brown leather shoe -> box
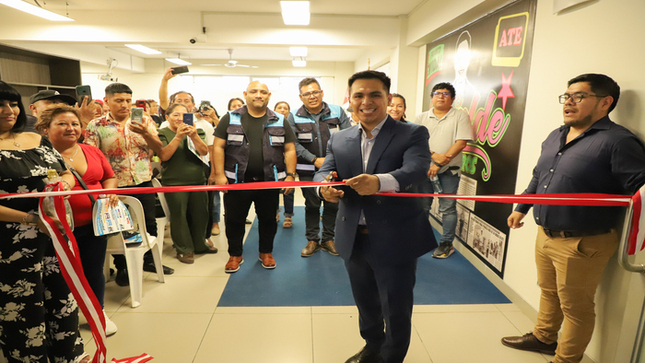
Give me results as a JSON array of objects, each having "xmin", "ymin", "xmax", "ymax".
[
  {"xmin": 177, "ymin": 252, "xmax": 195, "ymax": 264},
  {"xmin": 301, "ymin": 241, "xmax": 321, "ymax": 257},
  {"xmin": 501, "ymin": 332, "xmax": 557, "ymax": 355},
  {"xmin": 259, "ymin": 253, "xmax": 276, "ymax": 269},
  {"xmin": 225, "ymin": 256, "xmax": 244, "ymax": 273},
  {"xmin": 321, "ymin": 240, "xmax": 339, "ymax": 256}
]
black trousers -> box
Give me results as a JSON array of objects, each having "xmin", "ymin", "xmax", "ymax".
[
  {"xmin": 300, "ymin": 174, "xmax": 338, "ymax": 243},
  {"xmin": 74, "ymin": 223, "xmax": 107, "ymax": 307},
  {"xmin": 345, "ymin": 232, "xmax": 418, "ymax": 363},
  {"xmin": 223, "ymin": 189, "xmax": 279, "ymax": 257},
  {"xmin": 114, "ymin": 180, "xmax": 158, "ymax": 270}
]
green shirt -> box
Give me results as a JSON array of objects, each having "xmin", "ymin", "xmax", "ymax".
[{"xmin": 157, "ymin": 127, "xmax": 208, "ymax": 186}]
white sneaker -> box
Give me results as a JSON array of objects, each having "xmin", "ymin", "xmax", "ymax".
[{"xmin": 103, "ymin": 310, "xmax": 118, "ymax": 336}]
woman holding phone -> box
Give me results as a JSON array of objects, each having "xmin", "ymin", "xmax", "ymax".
[{"xmin": 157, "ymin": 103, "xmax": 214, "ymax": 264}]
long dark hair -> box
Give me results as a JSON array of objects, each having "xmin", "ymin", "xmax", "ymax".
[{"xmin": 0, "ymin": 81, "xmax": 27, "ymax": 132}]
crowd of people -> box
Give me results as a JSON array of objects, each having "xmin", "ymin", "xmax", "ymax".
[{"xmin": 1, "ymin": 68, "xmax": 641, "ymax": 363}]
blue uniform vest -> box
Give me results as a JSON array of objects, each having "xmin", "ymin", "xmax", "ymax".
[
  {"xmin": 292, "ymin": 103, "xmax": 343, "ymax": 175},
  {"xmin": 224, "ymin": 107, "xmax": 287, "ymax": 183}
]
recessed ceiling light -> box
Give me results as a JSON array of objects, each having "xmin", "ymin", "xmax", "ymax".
[
  {"xmin": 125, "ymin": 44, "xmax": 162, "ymax": 55},
  {"xmin": 289, "ymin": 47, "xmax": 308, "ymax": 57},
  {"xmin": 280, "ymin": 1, "xmax": 310, "ymax": 25},
  {"xmin": 165, "ymin": 58, "xmax": 191, "ymax": 66},
  {"xmin": 0, "ymin": 0, "xmax": 73, "ymax": 21}
]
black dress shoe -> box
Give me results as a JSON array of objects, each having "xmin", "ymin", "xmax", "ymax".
[
  {"xmin": 143, "ymin": 262, "xmax": 175, "ymax": 275},
  {"xmin": 501, "ymin": 332, "xmax": 557, "ymax": 355},
  {"xmin": 115, "ymin": 268, "xmax": 129, "ymax": 287},
  {"xmin": 344, "ymin": 346, "xmax": 382, "ymax": 363}
]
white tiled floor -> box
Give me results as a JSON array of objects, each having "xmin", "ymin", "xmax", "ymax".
[
  {"xmin": 0, "ymin": 192, "xmax": 557, "ymax": 363},
  {"xmin": 74, "ymin": 194, "xmax": 557, "ymax": 363}
]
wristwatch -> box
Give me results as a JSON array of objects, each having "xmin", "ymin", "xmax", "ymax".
[
  {"xmin": 286, "ymin": 173, "xmax": 298, "ymax": 178},
  {"xmin": 311, "ymin": 156, "xmax": 318, "ymax": 163}
]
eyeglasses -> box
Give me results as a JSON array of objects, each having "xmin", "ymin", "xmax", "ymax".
[
  {"xmin": 558, "ymin": 92, "xmax": 606, "ymax": 104},
  {"xmin": 301, "ymin": 90, "xmax": 322, "ymax": 98},
  {"xmin": 432, "ymin": 91, "xmax": 451, "ymax": 98}
]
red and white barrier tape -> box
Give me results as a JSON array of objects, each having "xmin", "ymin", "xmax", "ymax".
[{"xmin": 38, "ymin": 182, "xmax": 108, "ymax": 363}]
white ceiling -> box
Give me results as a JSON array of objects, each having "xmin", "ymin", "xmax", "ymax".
[{"xmin": 0, "ymin": 0, "xmax": 430, "ymax": 65}]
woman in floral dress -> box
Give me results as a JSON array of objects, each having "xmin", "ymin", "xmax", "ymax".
[{"xmin": 0, "ymin": 81, "xmax": 88, "ymax": 363}]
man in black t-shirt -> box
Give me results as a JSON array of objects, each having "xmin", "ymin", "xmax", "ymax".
[{"xmin": 210, "ymin": 81, "xmax": 297, "ymax": 273}]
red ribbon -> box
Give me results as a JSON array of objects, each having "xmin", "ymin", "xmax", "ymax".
[
  {"xmin": 18, "ymin": 179, "xmax": 640, "ymax": 363},
  {"xmin": 38, "ymin": 182, "xmax": 107, "ymax": 363},
  {"xmin": 0, "ymin": 181, "xmax": 633, "ymax": 207}
]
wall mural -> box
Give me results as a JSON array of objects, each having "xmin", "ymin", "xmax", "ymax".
[{"xmin": 423, "ymin": 0, "xmax": 537, "ymax": 276}]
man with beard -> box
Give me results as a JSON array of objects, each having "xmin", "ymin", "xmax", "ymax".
[{"xmin": 502, "ymin": 74, "xmax": 645, "ymax": 363}]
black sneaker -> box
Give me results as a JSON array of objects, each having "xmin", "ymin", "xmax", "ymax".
[
  {"xmin": 115, "ymin": 268, "xmax": 129, "ymax": 286},
  {"xmin": 432, "ymin": 242, "xmax": 454, "ymax": 259},
  {"xmin": 143, "ymin": 262, "xmax": 175, "ymax": 275}
]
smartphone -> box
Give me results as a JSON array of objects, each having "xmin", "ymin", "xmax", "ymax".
[
  {"xmin": 171, "ymin": 66, "xmax": 189, "ymax": 75},
  {"xmin": 182, "ymin": 112, "xmax": 194, "ymax": 126},
  {"xmin": 135, "ymin": 100, "xmax": 147, "ymax": 112},
  {"xmin": 131, "ymin": 107, "xmax": 144, "ymax": 123},
  {"xmin": 199, "ymin": 100, "xmax": 212, "ymax": 112},
  {"xmin": 75, "ymin": 85, "xmax": 92, "ymax": 104}
]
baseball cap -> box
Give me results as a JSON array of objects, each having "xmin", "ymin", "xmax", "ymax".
[{"xmin": 29, "ymin": 90, "xmax": 77, "ymax": 106}]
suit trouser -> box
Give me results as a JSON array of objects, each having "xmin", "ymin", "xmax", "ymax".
[
  {"xmin": 345, "ymin": 232, "xmax": 417, "ymax": 363},
  {"xmin": 300, "ymin": 174, "xmax": 338, "ymax": 243},
  {"xmin": 165, "ymin": 190, "xmax": 209, "ymax": 254},
  {"xmin": 224, "ymin": 189, "xmax": 279, "ymax": 257},
  {"xmin": 533, "ymin": 227, "xmax": 618, "ymax": 363}
]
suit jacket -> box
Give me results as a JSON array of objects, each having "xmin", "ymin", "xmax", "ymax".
[{"xmin": 314, "ymin": 116, "xmax": 436, "ymax": 266}]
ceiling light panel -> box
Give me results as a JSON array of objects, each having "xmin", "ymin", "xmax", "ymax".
[
  {"xmin": 281, "ymin": 1, "xmax": 310, "ymax": 25},
  {"xmin": 165, "ymin": 58, "xmax": 191, "ymax": 66},
  {"xmin": 125, "ymin": 44, "xmax": 162, "ymax": 55}
]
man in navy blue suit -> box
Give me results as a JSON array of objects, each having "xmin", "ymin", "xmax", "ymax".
[{"xmin": 315, "ymin": 70, "xmax": 436, "ymax": 363}]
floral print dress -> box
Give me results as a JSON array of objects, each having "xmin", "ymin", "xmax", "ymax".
[{"xmin": 0, "ymin": 137, "xmax": 84, "ymax": 363}]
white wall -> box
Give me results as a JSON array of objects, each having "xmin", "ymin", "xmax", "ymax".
[
  {"xmin": 412, "ymin": 0, "xmax": 645, "ymax": 362},
  {"xmin": 508, "ymin": 1, "xmax": 645, "ymax": 361}
]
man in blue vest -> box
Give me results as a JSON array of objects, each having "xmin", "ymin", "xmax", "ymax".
[
  {"xmin": 289, "ymin": 77, "xmax": 352, "ymax": 257},
  {"xmin": 211, "ymin": 81, "xmax": 297, "ymax": 273}
]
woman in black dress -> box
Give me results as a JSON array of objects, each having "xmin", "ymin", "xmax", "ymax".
[{"xmin": 0, "ymin": 81, "xmax": 88, "ymax": 363}]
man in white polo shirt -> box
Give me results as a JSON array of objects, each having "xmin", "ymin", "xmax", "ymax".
[{"xmin": 415, "ymin": 82, "xmax": 473, "ymax": 259}]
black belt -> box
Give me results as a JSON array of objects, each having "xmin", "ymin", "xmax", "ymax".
[
  {"xmin": 542, "ymin": 227, "xmax": 612, "ymax": 238},
  {"xmin": 357, "ymin": 225, "xmax": 369, "ymax": 234}
]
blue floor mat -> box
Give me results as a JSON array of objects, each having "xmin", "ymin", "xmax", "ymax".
[{"xmin": 218, "ymin": 207, "xmax": 509, "ymax": 307}]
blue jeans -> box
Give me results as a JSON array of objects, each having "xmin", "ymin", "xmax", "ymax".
[
  {"xmin": 280, "ymin": 190, "xmax": 294, "ymax": 217},
  {"xmin": 419, "ymin": 170, "xmax": 460, "ymax": 244},
  {"xmin": 213, "ymin": 192, "xmax": 221, "ymax": 223}
]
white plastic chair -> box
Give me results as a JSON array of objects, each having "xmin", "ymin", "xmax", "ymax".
[
  {"xmin": 105, "ymin": 195, "xmax": 165, "ymax": 308},
  {"xmin": 151, "ymin": 178, "xmax": 171, "ymax": 247}
]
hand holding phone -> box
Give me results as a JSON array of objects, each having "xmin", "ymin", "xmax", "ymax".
[
  {"xmin": 182, "ymin": 112, "xmax": 194, "ymax": 126},
  {"xmin": 75, "ymin": 85, "xmax": 92, "ymax": 104},
  {"xmin": 135, "ymin": 100, "xmax": 147, "ymax": 112},
  {"xmin": 171, "ymin": 66, "xmax": 189, "ymax": 75},
  {"xmin": 131, "ymin": 107, "xmax": 144, "ymax": 123},
  {"xmin": 199, "ymin": 101, "xmax": 212, "ymax": 113}
]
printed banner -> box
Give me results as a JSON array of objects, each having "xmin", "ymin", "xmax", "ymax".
[{"xmin": 422, "ymin": 0, "xmax": 537, "ymax": 276}]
